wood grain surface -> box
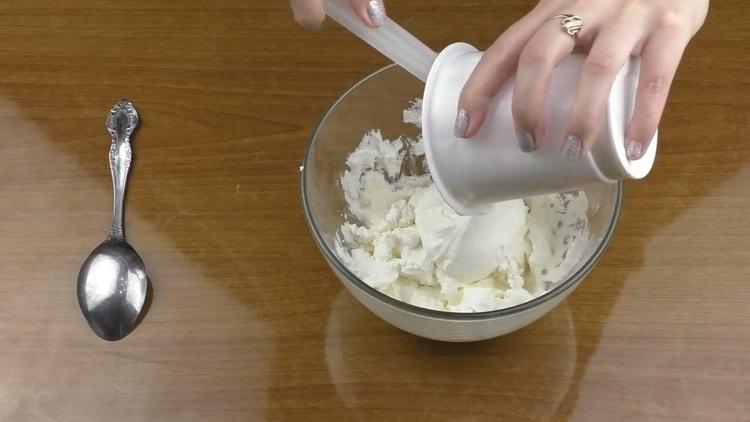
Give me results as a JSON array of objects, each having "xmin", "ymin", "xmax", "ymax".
[{"xmin": 0, "ymin": 1, "xmax": 747, "ymax": 421}]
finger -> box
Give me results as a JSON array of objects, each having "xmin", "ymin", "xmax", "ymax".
[
  {"xmin": 349, "ymin": 0, "xmax": 386, "ymax": 28},
  {"xmin": 455, "ymin": 6, "xmax": 552, "ymax": 139},
  {"xmin": 290, "ymin": 0, "xmax": 325, "ymax": 30},
  {"xmin": 511, "ymin": 21, "xmax": 576, "ymax": 152},
  {"xmin": 624, "ymin": 25, "xmax": 690, "ymax": 160},
  {"xmin": 563, "ymin": 15, "xmax": 647, "ymax": 161}
]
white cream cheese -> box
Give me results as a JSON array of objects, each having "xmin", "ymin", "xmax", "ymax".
[{"xmin": 335, "ymin": 118, "xmax": 589, "ymax": 312}]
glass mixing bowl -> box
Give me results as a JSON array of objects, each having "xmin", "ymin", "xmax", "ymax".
[{"xmin": 301, "ymin": 65, "xmax": 622, "ymax": 342}]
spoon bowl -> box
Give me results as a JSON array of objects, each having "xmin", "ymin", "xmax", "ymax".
[{"xmin": 78, "ymin": 239, "xmax": 147, "ymax": 341}]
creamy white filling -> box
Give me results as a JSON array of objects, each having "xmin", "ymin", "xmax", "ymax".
[{"xmin": 335, "ymin": 118, "xmax": 589, "ymax": 313}]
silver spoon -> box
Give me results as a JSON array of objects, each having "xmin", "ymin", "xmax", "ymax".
[{"xmin": 77, "ymin": 99, "xmax": 148, "ymax": 341}]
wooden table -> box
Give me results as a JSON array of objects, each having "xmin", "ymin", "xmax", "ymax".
[{"xmin": 0, "ymin": 1, "xmax": 747, "ymax": 420}]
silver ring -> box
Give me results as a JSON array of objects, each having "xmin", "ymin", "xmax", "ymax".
[{"xmin": 554, "ymin": 14, "xmax": 584, "ymax": 40}]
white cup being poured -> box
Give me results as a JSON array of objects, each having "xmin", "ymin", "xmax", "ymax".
[{"xmin": 323, "ymin": 0, "xmax": 657, "ymax": 215}]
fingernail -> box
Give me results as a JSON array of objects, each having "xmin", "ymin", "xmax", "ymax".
[
  {"xmin": 563, "ymin": 135, "xmax": 582, "ymax": 161},
  {"xmin": 626, "ymin": 139, "xmax": 643, "ymax": 160},
  {"xmin": 518, "ymin": 131, "xmax": 537, "ymax": 152},
  {"xmin": 454, "ymin": 109, "xmax": 469, "ymax": 138},
  {"xmin": 367, "ymin": 0, "xmax": 386, "ymax": 27},
  {"xmin": 294, "ymin": 16, "xmax": 323, "ymax": 31}
]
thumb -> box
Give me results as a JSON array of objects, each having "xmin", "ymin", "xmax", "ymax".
[{"xmin": 290, "ymin": 0, "xmax": 326, "ymax": 30}]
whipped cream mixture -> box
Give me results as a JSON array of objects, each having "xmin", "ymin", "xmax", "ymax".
[{"xmin": 335, "ymin": 103, "xmax": 589, "ymax": 312}]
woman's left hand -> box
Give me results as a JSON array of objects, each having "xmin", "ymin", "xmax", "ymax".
[{"xmin": 289, "ymin": 0, "xmax": 386, "ymax": 30}]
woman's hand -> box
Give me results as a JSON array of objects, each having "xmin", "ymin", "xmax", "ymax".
[
  {"xmin": 289, "ymin": 0, "xmax": 386, "ymax": 30},
  {"xmin": 455, "ymin": 0, "xmax": 709, "ymax": 160}
]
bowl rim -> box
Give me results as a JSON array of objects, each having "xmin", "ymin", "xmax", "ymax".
[{"xmin": 300, "ymin": 64, "xmax": 623, "ymax": 321}]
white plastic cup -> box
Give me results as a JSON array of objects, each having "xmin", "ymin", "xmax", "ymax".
[{"xmin": 422, "ymin": 43, "xmax": 657, "ymax": 215}]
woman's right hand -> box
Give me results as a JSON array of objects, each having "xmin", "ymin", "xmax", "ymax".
[
  {"xmin": 289, "ymin": 0, "xmax": 386, "ymax": 30},
  {"xmin": 455, "ymin": 0, "xmax": 708, "ymax": 161}
]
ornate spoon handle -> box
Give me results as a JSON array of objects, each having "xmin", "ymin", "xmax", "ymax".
[{"xmin": 105, "ymin": 100, "xmax": 139, "ymax": 240}]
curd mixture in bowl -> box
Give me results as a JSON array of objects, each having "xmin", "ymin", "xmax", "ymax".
[{"xmin": 335, "ymin": 101, "xmax": 589, "ymax": 312}]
